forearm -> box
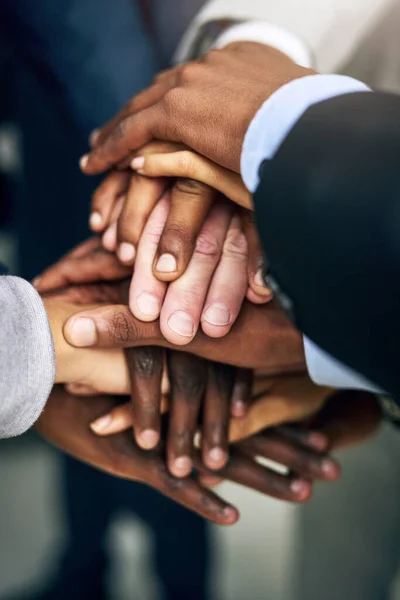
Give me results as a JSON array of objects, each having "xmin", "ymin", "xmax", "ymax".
[
  {"xmin": 251, "ymin": 91, "xmax": 400, "ymax": 398},
  {"xmin": 239, "ymin": 74, "xmax": 379, "ymax": 393},
  {"xmin": 0, "ymin": 276, "xmax": 55, "ymax": 437}
]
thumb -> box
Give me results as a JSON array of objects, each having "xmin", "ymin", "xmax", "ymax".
[
  {"xmin": 82, "ymin": 103, "xmax": 168, "ymax": 175},
  {"xmin": 64, "ymin": 304, "xmax": 163, "ymax": 348}
]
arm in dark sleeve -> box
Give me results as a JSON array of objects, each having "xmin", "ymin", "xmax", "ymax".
[
  {"xmin": 253, "ymin": 92, "xmax": 400, "ymax": 399},
  {"xmin": 1, "ymin": 0, "xmax": 158, "ymax": 133}
]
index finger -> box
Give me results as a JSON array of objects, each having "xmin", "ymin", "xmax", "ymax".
[
  {"xmin": 81, "ymin": 103, "xmax": 171, "ymax": 175},
  {"xmin": 36, "ymin": 243, "xmax": 131, "ymax": 293},
  {"xmin": 89, "ymin": 69, "xmax": 180, "ymax": 149}
]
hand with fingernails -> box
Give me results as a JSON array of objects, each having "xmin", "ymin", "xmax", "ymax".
[
  {"xmin": 86, "ymin": 142, "xmax": 271, "ymax": 346},
  {"xmin": 40, "ymin": 273, "xmax": 253, "ymax": 477},
  {"xmin": 37, "ymin": 381, "xmax": 343, "ymax": 525},
  {"xmin": 36, "ymin": 246, "xmax": 325, "ymax": 483}
]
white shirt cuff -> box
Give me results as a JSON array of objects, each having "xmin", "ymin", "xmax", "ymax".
[
  {"xmin": 213, "ymin": 21, "xmax": 313, "ymax": 68},
  {"xmin": 304, "ymin": 337, "xmax": 382, "ymax": 393},
  {"xmin": 240, "ymin": 74, "xmax": 372, "ymax": 193}
]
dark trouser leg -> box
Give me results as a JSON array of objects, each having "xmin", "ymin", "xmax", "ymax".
[{"xmin": 116, "ymin": 480, "xmax": 212, "ymax": 600}]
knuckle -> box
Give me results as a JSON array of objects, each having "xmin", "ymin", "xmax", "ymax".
[
  {"xmin": 200, "ymin": 493, "xmax": 218, "ymax": 514},
  {"xmin": 173, "ymin": 371, "xmax": 205, "ymax": 399},
  {"xmin": 204, "ymin": 421, "xmax": 225, "ymax": 442},
  {"xmin": 175, "ymin": 151, "xmax": 195, "ymax": 176},
  {"xmin": 194, "ymin": 231, "xmax": 222, "ymax": 259},
  {"xmin": 156, "ymin": 461, "xmax": 185, "ymax": 492},
  {"xmin": 145, "ymin": 222, "xmax": 165, "ymax": 246},
  {"xmin": 170, "ymin": 428, "xmax": 191, "ymax": 448},
  {"xmin": 109, "ymin": 310, "xmax": 138, "ymax": 344},
  {"xmin": 135, "ymin": 400, "xmax": 158, "ymax": 415},
  {"xmin": 179, "ymin": 61, "xmax": 203, "ymax": 84},
  {"xmin": 110, "ymin": 118, "xmax": 127, "ymax": 143},
  {"xmin": 175, "ymin": 177, "xmax": 208, "ymax": 197},
  {"xmin": 131, "ymin": 347, "xmax": 162, "ymax": 378},
  {"xmin": 169, "ymin": 353, "xmax": 206, "ymax": 399},
  {"xmin": 160, "ymin": 220, "xmax": 196, "ymax": 253},
  {"xmin": 203, "ymin": 48, "xmax": 222, "ymax": 64},
  {"xmin": 223, "ymin": 228, "xmax": 248, "ymax": 259},
  {"xmin": 163, "ymin": 88, "xmax": 183, "ymax": 114}
]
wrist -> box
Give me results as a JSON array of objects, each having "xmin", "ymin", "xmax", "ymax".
[
  {"xmin": 241, "ymin": 74, "xmax": 368, "ymax": 193},
  {"xmin": 190, "ymin": 19, "xmax": 244, "ymax": 58}
]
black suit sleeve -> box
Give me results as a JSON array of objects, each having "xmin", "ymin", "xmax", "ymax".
[{"xmin": 253, "ymin": 92, "xmax": 400, "ymax": 399}]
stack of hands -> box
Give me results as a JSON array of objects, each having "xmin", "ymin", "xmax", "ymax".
[{"xmin": 34, "ymin": 42, "xmax": 383, "ymax": 525}]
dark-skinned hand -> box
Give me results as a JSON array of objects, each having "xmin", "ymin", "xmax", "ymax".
[
  {"xmin": 36, "ymin": 385, "xmax": 339, "ymax": 525},
  {"xmin": 36, "ymin": 239, "xmax": 306, "ymax": 374},
  {"xmin": 42, "ymin": 275, "xmax": 252, "ymax": 477},
  {"xmin": 81, "ymin": 43, "xmax": 314, "ymax": 175}
]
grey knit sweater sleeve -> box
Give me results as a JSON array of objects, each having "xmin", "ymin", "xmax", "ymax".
[{"xmin": 0, "ymin": 276, "xmax": 56, "ymax": 438}]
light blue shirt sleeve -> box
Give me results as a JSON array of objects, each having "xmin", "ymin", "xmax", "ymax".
[
  {"xmin": 240, "ymin": 74, "xmax": 382, "ymax": 393},
  {"xmin": 241, "ymin": 74, "xmax": 371, "ymax": 193}
]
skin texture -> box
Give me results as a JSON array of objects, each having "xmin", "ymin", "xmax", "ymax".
[
  {"xmin": 37, "ymin": 249, "xmax": 382, "ymax": 517},
  {"xmin": 36, "ymin": 386, "xmax": 328, "ymax": 524},
  {"xmin": 43, "ymin": 295, "xmax": 127, "ymax": 389},
  {"xmin": 89, "ymin": 141, "xmax": 269, "ymax": 305},
  {"xmin": 37, "ymin": 240, "xmax": 306, "ymax": 374},
  {"xmin": 63, "ymin": 296, "xmax": 305, "ymax": 373},
  {"xmin": 38, "ymin": 256, "xmax": 325, "ymax": 483},
  {"xmin": 40, "ymin": 206, "xmax": 268, "ymax": 346},
  {"xmin": 91, "ymin": 373, "xmax": 334, "ymax": 443},
  {"xmin": 36, "ymin": 386, "xmax": 381, "ymax": 523},
  {"xmin": 81, "ymin": 43, "xmax": 315, "ymax": 175},
  {"xmin": 42, "ymin": 278, "xmax": 251, "ymax": 476}
]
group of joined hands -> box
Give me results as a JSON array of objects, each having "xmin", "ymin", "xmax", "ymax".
[{"xmin": 34, "ymin": 42, "xmax": 382, "ymax": 525}]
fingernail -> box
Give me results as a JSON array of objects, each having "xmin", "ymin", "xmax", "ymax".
[
  {"xmin": 156, "ymin": 253, "xmax": 177, "ymax": 273},
  {"xmin": 136, "ymin": 292, "xmax": 161, "ymax": 318},
  {"xmin": 168, "ymin": 311, "xmax": 195, "ymax": 337},
  {"xmin": 32, "ymin": 277, "xmax": 41, "ymax": 289},
  {"xmin": 290, "ymin": 479, "xmax": 310, "ymax": 500},
  {"xmin": 90, "ymin": 414, "xmax": 113, "ymax": 434},
  {"xmin": 203, "ymin": 303, "xmax": 230, "ymax": 327},
  {"xmin": 89, "ymin": 211, "xmax": 103, "ymax": 230},
  {"xmin": 80, "ymin": 154, "xmax": 89, "ymax": 170},
  {"xmin": 253, "ymin": 268, "xmax": 266, "ymax": 288},
  {"xmin": 138, "ymin": 429, "xmax": 159, "ymax": 450},
  {"xmin": 208, "ymin": 447, "xmax": 227, "ymax": 469},
  {"xmin": 173, "ymin": 456, "xmax": 192, "ymax": 477},
  {"xmin": 102, "ymin": 223, "xmax": 117, "ymax": 251},
  {"xmin": 67, "ymin": 317, "xmax": 97, "ymax": 347},
  {"xmin": 131, "ymin": 156, "xmax": 145, "ymax": 170},
  {"xmin": 89, "ymin": 129, "xmax": 100, "ymax": 146},
  {"xmin": 321, "ymin": 459, "xmax": 340, "ymax": 480},
  {"xmin": 118, "ymin": 242, "xmax": 136, "ymax": 263},
  {"xmin": 222, "ymin": 506, "xmax": 239, "ymax": 523},
  {"xmin": 306, "ymin": 432, "xmax": 328, "ymax": 452},
  {"xmin": 254, "ymin": 269, "xmax": 272, "ymax": 296},
  {"xmin": 193, "ymin": 431, "xmax": 202, "ymax": 448},
  {"xmin": 231, "ymin": 400, "xmax": 247, "ymax": 418}
]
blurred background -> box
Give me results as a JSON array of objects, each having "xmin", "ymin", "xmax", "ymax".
[{"xmin": 2, "ymin": 1, "xmax": 400, "ymax": 599}]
